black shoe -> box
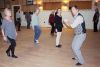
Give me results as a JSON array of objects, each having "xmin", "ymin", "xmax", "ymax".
[
  {"xmin": 12, "ymin": 55, "xmax": 18, "ymax": 58},
  {"xmin": 6, "ymin": 51, "xmax": 10, "ymax": 57},
  {"xmin": 27, "ymin": 27, "xmax": 30, "ymax": 29},
  {"xmin": 56, "ymin": 44, "xmax": 62, "ymax": 48},
  {"xmin": 76, "ymin": 63, "xmax": 82, "ymax": 66},
  {"xmin": 94, "ymin": 30, "xmax": 98, "ymax": 32},
  {"xmin": 72, "ymin": 57, "xmax": 76, "ymax": 60},
  {"xmin": 18, "ymin": 29, "xmax": 21, "ymax": 31}
]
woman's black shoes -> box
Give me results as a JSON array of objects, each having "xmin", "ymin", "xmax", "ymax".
[
  {"xmin": 6, "ymin": 51, "xmax": 18, "ymax": 58},
  {"xmin": 12, "ymin": 55, "xmax": 18, "ymax": 58}
]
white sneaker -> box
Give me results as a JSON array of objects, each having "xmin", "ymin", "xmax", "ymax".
[{"xmin": 35, "ymin": 40, "xmax": 39, "ymax": 44}]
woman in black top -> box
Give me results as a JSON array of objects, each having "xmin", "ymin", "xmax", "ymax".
[
  {"xmin": 55, "ymin": 9, "xmax": 63, "ymax": 48},
  {"xmin": 49, "ymin": 10, "xmax": 55, "ymax": 36},
  {"xmin": 93, "ymin": 8, "xmax": 99, "ymax": 32}
]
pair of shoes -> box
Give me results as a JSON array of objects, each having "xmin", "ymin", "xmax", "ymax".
[
  {"xmin": 76, "ymin": 63, "xmax": 82, "ymax": 66},
  {"xmin": 6, "ymin": 51, "xmax": 10, "ymax": 57},
  {"xmin": 56, "ymin": 44, "xmax": 62, "ymax": 48},
  {"xmin": 72, "ymin": 57, "xmax": 76, "ymax": 60},
  {"xmin": 12, "ymin": 55, "xmax": 18, "ymax": 58}
]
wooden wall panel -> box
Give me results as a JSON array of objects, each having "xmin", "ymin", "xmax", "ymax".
[
  {"xmin": 69, "ymin": 1, "xmax": 92, "ymax": 9},
  {"xmin": 0, "ymin": 0, "xmax": 95, "ymax": 11},
  {"xmin": 43, "ymin": 0, "xmax": 61, "ymax": 2},
  {"xmin": 22, "ymin": 5, "xmax": 35, "ymax": 12},
  {"xmin": 19, "ymin": 0, "xmax": 26, "ymax": 5},
  {"xmin": 10, "ymin": 0, "xmax": 35, "ymax": 12},
  {"xmin": 0, "ymin": 0, "xmax": 5, "ymax": 9},
  {"xmin": 43, "ymin": 2, "xmax": 62, "ymax": 10}
]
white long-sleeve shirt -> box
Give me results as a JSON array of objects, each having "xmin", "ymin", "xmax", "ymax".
[{"xmin": 16, "ymin": 11, "xmax": 21, "ymax": 20}]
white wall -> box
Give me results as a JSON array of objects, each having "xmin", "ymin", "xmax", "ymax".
[{"xmin": 20, "ymin": 10, "xmax": 100, "ymax": 29}]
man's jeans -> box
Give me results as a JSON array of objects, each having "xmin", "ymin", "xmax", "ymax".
[
  {"xmin": 32, "ymin": 25, "xmax": 41, "ymax": 42},
  {"xmin": 72, "ymin": 33, "xmax": 86, "ymax": 64}
]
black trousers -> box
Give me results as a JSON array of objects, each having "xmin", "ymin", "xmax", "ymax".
[
  {"xmin": 27, "ymin": 20, "xmax": 31, "ymax": 29},
  {"xmin": 7, "ymin": 36, "xmax": 16, "ymax": 56},
  {"xmin": 17, "ymin": 18, "xmax": 21, "ymax": 31},
  {"xmin": 94, "ymin": 22, "xmax": 98, "ymax": 32},
  {"xmin": 50, "ymin": 23, "xmax": 55, "ymax": 34}
]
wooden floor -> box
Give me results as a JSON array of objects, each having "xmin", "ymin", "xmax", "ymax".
[{"xmin": 0, "ymin": 28, "xmax": 100, "ymax": 67}]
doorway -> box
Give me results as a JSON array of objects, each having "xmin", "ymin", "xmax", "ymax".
[{"xmin": 12, "ymin": 5, "xmax": 21, "ymax": 25}]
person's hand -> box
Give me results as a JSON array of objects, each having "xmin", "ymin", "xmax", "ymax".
[
  {"xmin": 16, "ymin": 32, "xmax": 17, "ymax": 36},
  {"xmin": 3, "ymin": 36, "xmax": 7, "ymax": 42}
]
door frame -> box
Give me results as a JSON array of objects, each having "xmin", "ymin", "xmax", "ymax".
[{"xmin": 11, "ymin": 5, "xmax": 21, "ymax": 22}]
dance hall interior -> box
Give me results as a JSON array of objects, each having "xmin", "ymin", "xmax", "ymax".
[{"xmin": 0, "ymin": 0, "xmax": 100, "ymax": 67}]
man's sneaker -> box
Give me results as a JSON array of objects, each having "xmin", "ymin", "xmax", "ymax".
[
  {"xmin": 76, "ymin": 63, "xmax": 82, "ymax": 66},
  {"xmin": 56, "ymin": 44, "xmax": 62, "ymax": 48},
  {"xmin": 34, "ymin": 40, "xmax": 39, "ymax": 44}
]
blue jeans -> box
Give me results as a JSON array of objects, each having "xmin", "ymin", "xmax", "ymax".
[{"xmin": 32, "ymin": 25, "xmax": 41, "ymax": 42}]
